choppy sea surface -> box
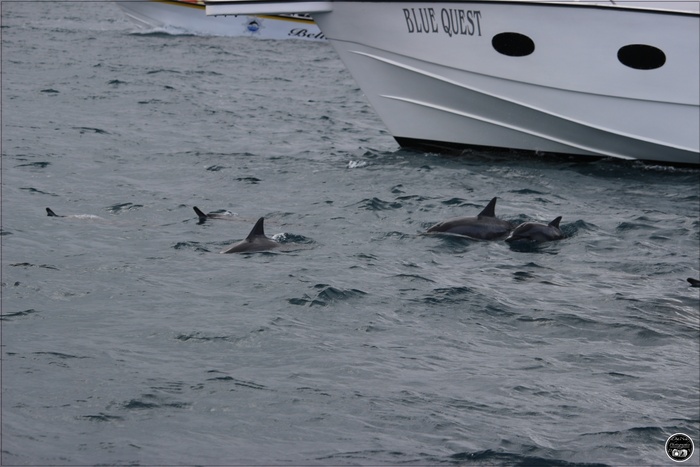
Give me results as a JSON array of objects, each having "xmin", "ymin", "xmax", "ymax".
[{"xmin": 2, "ymin": 2, "xmax": 699, "ymax": 466}]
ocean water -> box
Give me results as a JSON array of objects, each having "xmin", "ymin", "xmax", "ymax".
[{"xmin": 1, "ymin": 2, "xmax": 699, "ymax": 466}]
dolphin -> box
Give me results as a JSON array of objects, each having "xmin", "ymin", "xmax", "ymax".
[
  {"xmin": 220, "ymin": 217, "xmax": 279, "ymax": 254},
  {"xmin": 426, "ymin": 197, "xmax": 513, "ymax": 240},
  {"xmin": 46, "ymin": 207, "xmax": 102, "ymax": 220},
  {"xmin": 46, "ymin": 207, "xmax": 63, "ymax": 217},
  {"xmin": 193, "ymin": 206, "xmax": 236, "ymax": 223},
  {"xmin": 505, "ymin": 217, "xmax": 564, "ymax": 244},
  {"xmin": 688, "ymin": 278, "xmax": 700, "ymax": 287}
]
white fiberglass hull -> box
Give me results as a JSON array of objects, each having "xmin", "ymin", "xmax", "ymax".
[
  {"xmin": 118, "ymin": 0, "xmax": 324, "ymax": 41},
  {"xmin": 207, "ymin": 1, "xmax": 700, "ymax": 165}
]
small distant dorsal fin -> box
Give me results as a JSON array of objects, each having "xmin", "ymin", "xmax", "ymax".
[
  {"xmin": 193, "ymin": 206, "xmax": 208, "ymax": 221},
  {"xmin": 246, "ymin": 217, "xmax": 266, "ymax": 240},
  {"xmin": 477, "ymin": 197, "xmax": 498, "ymax": 218},
  {"xmin": 549, "ymin": 216, "xmax": 562, "ymax": 228},
  {"xmin": 46, "ymin": 207, "xmax": 60, "ymax": 217}
]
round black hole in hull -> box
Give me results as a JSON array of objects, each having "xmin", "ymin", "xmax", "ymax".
[
  {"xmin": 492, "ymin": 32, "xmax": 535, "ymax": 57},
  {"xmin": 617, "ymin": 44, "xmax": 666, "ymax": 70}
]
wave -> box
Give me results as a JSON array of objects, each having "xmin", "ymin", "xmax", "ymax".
[
  {"xmin": 450, "ymin": 450, "xmax": 609, "ymax": 466},
  {"xmin": 288, "ymin": 284, "xmax": 367, "ymax": 307},
  {"xmin": 353, "ymin": 197, "xmax": 403, "ymax": 211},
  {"xmin": 1, "ymin": 309, "xmax": 41, "ymax": 321},
  {"xmin": 107, "ymin": 202, "xmax": 143, "ymax": 214},
  {"xmin": 172, "ymin": 241, "xmax": 210, "ymax": 252}
]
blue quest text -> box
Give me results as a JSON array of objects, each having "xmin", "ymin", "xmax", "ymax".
[{"xmin": 402, "ymin": 8, "xmax": 483, "ymax": 37}]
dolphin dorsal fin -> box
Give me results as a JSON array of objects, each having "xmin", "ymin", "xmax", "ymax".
[
  {"xmin": 478, "ymin": 197, "xmax": 498, "ymax": 217},
  {"xmin": 193, "ymin": 206, "xmax": 208, "ymax": 221},
  {"xmin": 46, "ymin": 207, "xmax": 60, "ymax": 217},
  {"xmin": 549, "ymin": 216, "xmax": 562, "ymax": 228},
  {"xmin": 246, "ymin": 217, "xmax": 266, "ymax": 240}
]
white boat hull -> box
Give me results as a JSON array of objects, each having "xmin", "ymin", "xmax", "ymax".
[
  {"xmin": 118, "ymin": 0, "xmax": 324, "ymax": 41},
  {"xmin": 206, "ymin": 1, "xmax": 700, "ymax": 165}
]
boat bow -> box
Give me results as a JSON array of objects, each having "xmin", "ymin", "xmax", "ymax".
[{"xmin": 203, "ymin": 0, "xmax": 699, "ymax": 164}]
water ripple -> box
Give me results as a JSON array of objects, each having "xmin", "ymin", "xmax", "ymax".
[{"xmin": 288, "ymin": 284, "xmax": 367, "ymax": 307}]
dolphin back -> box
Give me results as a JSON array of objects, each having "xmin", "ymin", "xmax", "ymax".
[
  {"xmin": 426, "ymin": 197, "xmax": 511, "ymax": 239},
  {"xmin": 220, "ymin": 217, "xmax": 279, "ymax": 254},
  {"xmin": 193, "ymin": 206, "xmax": 208, "ymax": 221},
  {"xmin": 549, "ymin": 216, "xmax": 562, "ymax": 228},
  {"xmin": 506, "ymin": 217, "xmax": 564, "ymax": 243},
  {"xmin": 477, "ymin": 197, "xmax": 498, "ymax": 218},
  {"xmin": 246, "ymin": 217, "xmax": 266, "ymax": 240}
]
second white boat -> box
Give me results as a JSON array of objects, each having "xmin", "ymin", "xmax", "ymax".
[{"xmin": 118, "ymin": 0, "xmax": 325, "ymax": 41}]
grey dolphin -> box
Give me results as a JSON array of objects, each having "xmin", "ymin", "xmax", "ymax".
[
  {"xmin": 688, "ymin": 278, "xmax": 700, "ymax": 287},
  {"xmin": 505, "ymin": 216, "xmax": 564, "ymax": 244},
  {"xmin": 46, "ymin": 207, "xmax": 63, "ymax": 217},
  {"xmin": 220, "ymin": 217, "xmax": 279, "ymax": 254},
  {"xmin": 46, "ymin": 207, "xmax": 102, "ymax": 220},
  {"xmin": 193, "ymin": 206, "xmax": 236, "ymax": 223},
  {"xmin": 426, "ymin": 197, "xmax": 513, "ymax": 240}
]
